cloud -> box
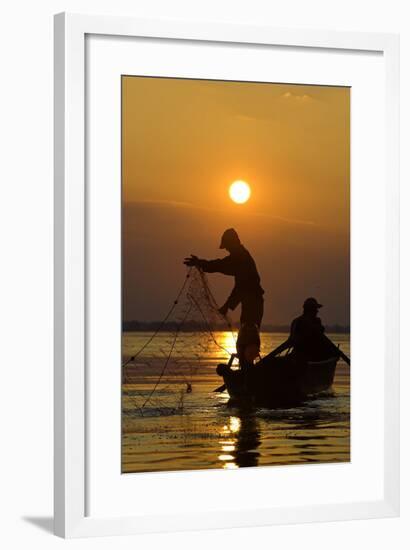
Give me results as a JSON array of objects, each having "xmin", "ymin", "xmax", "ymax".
[
  {"xmin": 250, "ymin": 211, "xmax": 315, "ymax": 226},
  {"xmin": 282, "ymin": 91, "xmax": 312, "ymax": 103},
  {"xmin": 127, "ymin": 199, "xmax": 316, "ymax": 227},
  {"xmin": 132, "ymin": 199, "xmax": 196, "ymax": 209}
]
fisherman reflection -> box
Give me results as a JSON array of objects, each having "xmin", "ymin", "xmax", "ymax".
[{"xmin": 219, "ymin": 412, "xmax": 261, "ymax": 469}]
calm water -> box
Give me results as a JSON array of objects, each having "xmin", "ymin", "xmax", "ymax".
[{"xmin": 122, "ymin": 332, "xmax": 350, "ymax": 473}]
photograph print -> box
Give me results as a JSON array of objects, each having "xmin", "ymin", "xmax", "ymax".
[{"xmin": 121, "ymin": 76, "xmax": 350, "ymax": 473}]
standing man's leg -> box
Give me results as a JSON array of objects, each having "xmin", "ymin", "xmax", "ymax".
[
  {"xmin": 254, "ymin": 296, "xmax": 264, "ymax": 328},
  {"xmin": 237, "ymin": 295, "xmax": 264, "ymax": 368},
  {"xmin": 240, "ymin": 295, "xmax": 264, "ymax": 327}
]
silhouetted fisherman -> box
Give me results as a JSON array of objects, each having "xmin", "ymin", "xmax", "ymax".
[
  {"xmin": 269, "ymin": 298, "xmax": 332, "ymax": 361},
  {"xmin": 184, "ymin": 228, "xmax": 264, "ymax": 368},
  {"xmin": 184, "ymin": 228, "xmax": 264, "ymax": 327}
]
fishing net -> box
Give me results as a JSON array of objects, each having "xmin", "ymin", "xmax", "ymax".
[{"xmin": 122, "ymin": 267, "xmax": 237, "ymax": 416}]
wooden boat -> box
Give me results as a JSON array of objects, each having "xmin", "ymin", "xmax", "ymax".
[{"xmin": 216, "ymin": 354, "xmax": 338, "ymax": 408}]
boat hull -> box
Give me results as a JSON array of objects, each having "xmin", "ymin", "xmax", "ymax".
[{"xmin": 217, "ymin": 355, "xmax": 338, "ymax": 408}]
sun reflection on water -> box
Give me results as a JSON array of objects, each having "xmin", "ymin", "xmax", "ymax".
[
  {"xmin": 218, "ymin": 416, "xmax": 242, "ymax": 468},
  {"xmin": 223, "ymin": 462, "xmax": 239, "ymax": 470},
  {"xmin": 216, "ymin": 331, "xmax": 237, "ymax": 358},
  {"xmin": 229, "ymin": 416, "xmax": 241, "ymax": 433},
  {"xmin": 218, "ymin": 454, "xmax": 234, "ymax": 461},
  {"xmin": 218, "ymin": 414, "xmax": 261, "ymax": 469}
]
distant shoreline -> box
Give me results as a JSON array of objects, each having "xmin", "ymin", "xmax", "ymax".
[{"xmin": 123, "ymin": 321, "xmax": 350, "ymax": 334}]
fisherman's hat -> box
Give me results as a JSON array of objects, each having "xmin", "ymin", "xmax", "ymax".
[
  {"xmin": 303, "ymin": 297, "xmax": 323, "ymax": 309},
  {"xmin": 219, "ymin": 228, "xmax": 240, "ymax": 249}
]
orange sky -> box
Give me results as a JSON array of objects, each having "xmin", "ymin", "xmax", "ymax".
[{"xmin": 122, "ymin": 76, "xmax": 350, "ymax": 326}]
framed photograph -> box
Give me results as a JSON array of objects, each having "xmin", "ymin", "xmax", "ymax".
[{"xmin": 54, "ymin": 13, "xmax": 399, "ymax": 538}]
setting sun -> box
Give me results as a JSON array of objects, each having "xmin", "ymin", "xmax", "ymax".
[{"xmin": 229, "ymin": 180, "xmax": 251, "ymax": 204}]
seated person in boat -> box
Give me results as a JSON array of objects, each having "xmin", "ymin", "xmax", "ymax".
[{"xmin": 270, "ymin": 297, "xmax": 332, "ymax": 361}]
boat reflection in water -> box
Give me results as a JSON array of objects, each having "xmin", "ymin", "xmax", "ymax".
[{"xmin": 219, "ymin": 413, "xmax": 261, "ymax": 469}]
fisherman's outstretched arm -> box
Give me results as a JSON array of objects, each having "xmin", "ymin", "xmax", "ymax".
[{"xmin": 184, "ymin": 254, "xmax": 235, "ymax": 275}]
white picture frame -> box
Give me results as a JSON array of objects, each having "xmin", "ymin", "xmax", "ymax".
[{"xmin": 54, "ymin": 12, "xmax": 400, "ymax": 538}]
